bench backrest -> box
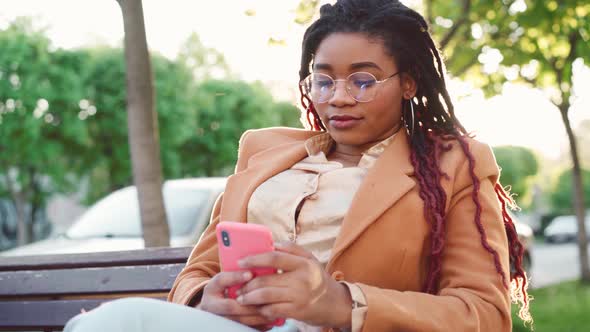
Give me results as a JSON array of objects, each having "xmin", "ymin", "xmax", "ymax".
[{"xmin": 0, "ymin": 247, "xmax": 192, "ymax": 331}]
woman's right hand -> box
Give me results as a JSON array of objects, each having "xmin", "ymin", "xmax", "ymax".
[{"xmin": 198, "ymin": 271, "xmax": 274, "ymax": 329}]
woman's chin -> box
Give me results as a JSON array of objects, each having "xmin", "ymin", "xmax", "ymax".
[{"xmin": 327, "ymin": 131, "xmax": 370, "ymax": 147}]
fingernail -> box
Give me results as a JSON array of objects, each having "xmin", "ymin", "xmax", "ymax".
[
  {"xmin": 236, "ymin": 295, "xmax": 243, "ymax": 303},
  {"xmin": 238, "ymin": 259, "xmax": 246, "ymax": 268},
  {"xmin": 243, "ymin": 271, "xmax": 252, "ymax": 280}
]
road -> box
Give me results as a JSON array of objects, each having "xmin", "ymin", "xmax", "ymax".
[{"xmin": 530, "ymin": 242, "xmax": 583, "ymax": 288}]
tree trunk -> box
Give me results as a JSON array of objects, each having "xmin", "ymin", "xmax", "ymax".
[
  {"xmin": 1, "ymin": 170, "xmax": 31, "ymax": 246},
  {"xmin": 117, "ymin": 0, "xmax": 170, "ymax": 247},
  {"xmin": 559, "ymin": 102, "xmax": 590, "ymax": 283},
  {"xmin": 14, "ymin": 193, "xmax": 30, "ymax": 246}
]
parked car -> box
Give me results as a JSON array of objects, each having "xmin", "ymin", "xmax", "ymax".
[
  {"xmin": 544, "ymin": 215, "xmax": 590, "ymax": 244},
  {"xmin": 1, "ymin": 178, "xmax": 226, "ymax": 256}
]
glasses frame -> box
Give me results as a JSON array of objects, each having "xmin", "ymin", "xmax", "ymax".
[{"xmin": 300, "ymin": 71, "xmax": 401, "ymax": 103}]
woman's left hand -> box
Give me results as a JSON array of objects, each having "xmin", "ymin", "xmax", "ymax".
[{"xmin": 235, "ymin": 242, "xmax": 353, "ymax": 328}]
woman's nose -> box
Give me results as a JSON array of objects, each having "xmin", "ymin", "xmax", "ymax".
[{"xmin": 328, "ymin": 81, "xmax": 356, "ymax": 106}]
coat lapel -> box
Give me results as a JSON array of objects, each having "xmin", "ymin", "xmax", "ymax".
[
  {"xmin": 220, "ymin": 141, "xmax": 310, "ymax": 223},
  {"xmin": 219, "ymin": 129, "xmax": 416, "ymax": 271},
  {"xmin": 327, "ymin": 131, "xmax": 416, "ymax": 270}
]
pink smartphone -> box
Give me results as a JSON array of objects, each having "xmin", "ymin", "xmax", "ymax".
[{"xmin": 216, "ymin": 221, "xmax": 285, "ymax": 327}]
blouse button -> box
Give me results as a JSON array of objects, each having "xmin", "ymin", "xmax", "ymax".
[{"xmin": 288, "ymin": 233, "xmax": 296, "ymax": 241}]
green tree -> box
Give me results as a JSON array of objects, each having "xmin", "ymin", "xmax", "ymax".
[
  {"xmin": 0, "ymin": 19, "xmax": 90, "ymax": 245},
  {"xmin": 176, "ymin": 33, "xmax": 233, "ymax": 81},
  {"xmin": 179, "ymin": 80, "xmax": 302, "ymax": 176},
  {"xmin": 78, "ymin": 46, "xmax": 201, "ymax": 205},
  {"xmin": 550, "ymin": 168, "xmax": 590, "ymax": 215},
  {"xmin": 448, "ymin": 0, "xmax": 590, "ymax": 282},
  {"xmin": 493, "ymin": 146, "xmax": 539, "ymax": 207}
]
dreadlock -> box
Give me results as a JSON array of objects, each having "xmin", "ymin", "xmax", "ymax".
[{"xmin": 299, "ymin": 0, "xmax": 531, "ymax": 324}]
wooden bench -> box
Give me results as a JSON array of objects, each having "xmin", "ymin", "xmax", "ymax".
[{"xmin": 0, "ymin": 247, "xmax": 192, "ymax": 332}]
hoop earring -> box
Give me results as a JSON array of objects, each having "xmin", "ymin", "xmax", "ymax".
[{"xmin": 404, "ymin": 98, "xmax": 415, "ymax": 138}]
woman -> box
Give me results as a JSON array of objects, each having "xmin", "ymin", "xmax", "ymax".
[{"xmin": 65, "ymin": 0, "xmax": 531, "ymax": 331}]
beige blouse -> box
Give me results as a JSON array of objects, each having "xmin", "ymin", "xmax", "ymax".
[{"xmin": 247, "ymin": 132, "xmax": 398, "ymax": 332}]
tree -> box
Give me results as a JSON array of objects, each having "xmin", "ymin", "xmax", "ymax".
[
  {"xmin": 176, "ymin": 33, "xmax": 233, "ymax": 81},
  {"xmin": 464, "ymin": 0, "xmax": 590, "ymax": 282},
  {"xmin": 117, "ymin": 0, "xmax": 169, "ymax": 247},
  {"xmin": 492, "ymin": 146, "xmax": 539, "ymax": 207},
  {"xmin": 0, "ymin": 19, "xmax": 90, "ymax": 245},
  {"xmin": 179, "ymin": 79, "xmax": 302, "ymax": 177},
  {"xmin": 80, "ymin": 49, "xmax": 197, "ymax": 204},
  {"xmin": 550, "ymin": 168, "xmax": 590, "ymax": 215},
  {"xmin": 417, "ymin": 0, "xmax": 590, "ymax": 282}
]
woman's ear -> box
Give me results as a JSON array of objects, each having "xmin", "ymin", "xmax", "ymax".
[{"xmin": 401, "ymin": 72, "xmax": 418, "ymax": 99}]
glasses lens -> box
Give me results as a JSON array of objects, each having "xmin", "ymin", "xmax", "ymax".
[
  {"xmin": 303, "ymin": 73, "xmax": 334, "ymax": 103},
  {"xmin": 348, "ymin": 72, "xmax": 378, "ymax": 102}
]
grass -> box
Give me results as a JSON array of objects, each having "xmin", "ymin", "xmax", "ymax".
[{"xmin": 512, "ymin": 280, "xmax": 590, "ymax": 332}]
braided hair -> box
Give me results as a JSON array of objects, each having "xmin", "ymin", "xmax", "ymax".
[{"xmin": 298, "ymin": 0, "xmax": 531, "ymax": 324}]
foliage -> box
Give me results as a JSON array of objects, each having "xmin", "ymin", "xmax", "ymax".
[
  {"xmin": 426, "ymin": 1, "xmax": 590, "ymax": 99},
  {"xmin": 79, "ymin": 48, "xmax": 197, "ymax": 203},
  {"xmin": 295, "ymin": 0, "xmax": 320, "ymax": 25},
  {"xmin": 550, "ymin": 168, "xmax": 590, "ymax": 215},
  {"xmin": 176, "ymin": 33, "xmax": 233, "ymax": 81},
  {"xmin": 179, "ymin": 80, "xmax": 302, "ymax": 176},
  {"xmin": 0, "ymin": 19, "xmax": 303, "ymax": 247},
  {"xmin": 493, "ymin": 145, "xmax": 539, "ymax": 206},
  {"xmin": 0, "ymin": 19, "xmax": 90, "ymax": 244}
]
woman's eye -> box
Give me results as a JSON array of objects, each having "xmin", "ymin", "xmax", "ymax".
[
  {"xmin": 353, "ymin": 79, "xmax": 376, "ymax": 88},
  {"xmin": 315, "ymin": 80, "xmax": 333, "ymax": 88}
]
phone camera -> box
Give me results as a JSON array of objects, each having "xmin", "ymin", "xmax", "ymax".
[{"xmin": 221, "ymin": 230, "xmax": 231, "ymax": 247}]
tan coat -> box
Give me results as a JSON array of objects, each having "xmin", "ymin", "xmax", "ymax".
[{"xmin": 168, "ymin": 127, "xmax": 511, "ymax": 332}]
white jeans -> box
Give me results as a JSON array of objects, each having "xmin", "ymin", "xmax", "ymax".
[{"xmin": 63, "ymin": 297, "xmax": 300, "ymax": 332}]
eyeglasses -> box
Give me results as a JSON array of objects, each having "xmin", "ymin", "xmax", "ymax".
[{"xmin": 300, "ymin": 71, "xmax": 400, "ymax": 103}]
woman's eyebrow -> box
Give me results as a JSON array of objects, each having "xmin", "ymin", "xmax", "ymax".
[
  {"xmin": 350, "ymin": 62, "xmax": 382, "ymax": 71},
  {"xmin": 312, "ymin": 63, "xmax": 332, "ymax": 71},
  {"xmin": 312, "ymin": 62, "xmax": 382, "ymax": 71}
]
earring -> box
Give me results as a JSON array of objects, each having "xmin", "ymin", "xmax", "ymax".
[{"xmin": 404, "ymin": 98, "xmax": 415, "ymax": 138}]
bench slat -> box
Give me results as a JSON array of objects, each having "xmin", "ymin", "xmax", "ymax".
[
  {"xmin": 0, "ymin": 297, "xmax": 166, "ymax": 330},
  {"xmin": 0, "ymin": 264, "xmax": 184, "ymax": 297},
  {"xmin": 0, "ymin": 246, "xmax": 192, "ymax": 271},
  {"xmin": 0, "ymin": 299, "xmax": 104, "ymax": 330}
]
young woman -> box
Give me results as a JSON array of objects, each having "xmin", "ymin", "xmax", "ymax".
[{"xmin": 65, "ymin": 1, "xmax": 530, "ymax": 331}]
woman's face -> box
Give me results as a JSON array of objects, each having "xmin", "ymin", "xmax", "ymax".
[{"xmin": 311, "ymin": 32, "xmax": 415, "ymax": 150}]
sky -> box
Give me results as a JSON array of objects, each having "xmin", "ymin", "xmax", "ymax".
[{"xmin": 1, "ymin": 0, "xmax": 588, "ymax": 160}]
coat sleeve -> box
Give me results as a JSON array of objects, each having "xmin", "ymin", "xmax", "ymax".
[
  {"xmin": 356, "ymin": 141, "xmax": 512, "ymax": 332},
  {"xmin": 167, "ymin": 130, "xmax": 253, "ymax": 306}
]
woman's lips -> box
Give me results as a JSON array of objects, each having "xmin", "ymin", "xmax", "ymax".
[{"xmin": 329, "ymin": 115, "xmax": 362, "ymax": 129}]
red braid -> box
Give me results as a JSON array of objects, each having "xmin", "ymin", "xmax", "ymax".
[
  {"xmin": 299, "ymin": 84, "xmax": 325, "ymax": 131},
  {"xmin": 495, "ymin": 183, "xmax": 532, "ymax": 323},
  {"xmin": 410, "ymin": 133, "xmax": 449, "ymax": 293}
]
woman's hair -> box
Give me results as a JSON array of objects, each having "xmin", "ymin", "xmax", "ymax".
[{"xmin": 298, "ymin": 0, "xmax": 531, "ymax": 324}]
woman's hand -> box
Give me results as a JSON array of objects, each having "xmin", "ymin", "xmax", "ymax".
[
  {"xmin": 235, "ymin": 242, "xmax": 353, "ymax": 328},
  {"xmin": 198, "ymin": 271, "xmax": 275, "ymax": 329}
]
